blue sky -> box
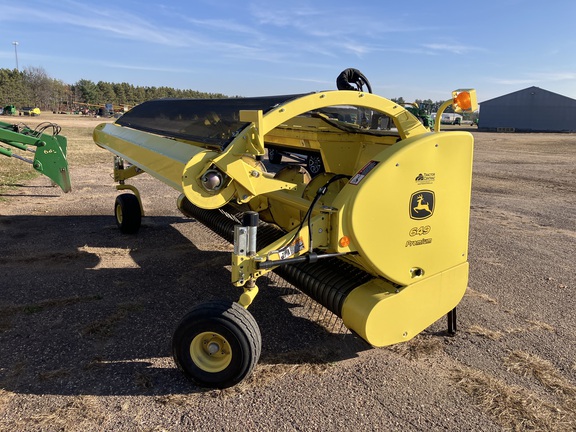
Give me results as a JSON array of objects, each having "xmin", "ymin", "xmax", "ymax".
[{"xmin": 1, "ymin": 0, "xmax": 575, "ymax": 103}]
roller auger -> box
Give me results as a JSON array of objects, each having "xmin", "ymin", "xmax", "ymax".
[
  {"xmin": 93, "ymin": 74, "xmax": 477, "ymax": 388},
  {"xmin": 0, "ymin": 120, "xmax": 71, "ymax": 193}
]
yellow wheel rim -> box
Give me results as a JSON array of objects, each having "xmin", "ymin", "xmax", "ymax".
[
  {"xmin": 115, "ymin": 204, "xmax": 123, "ymax": 224},
  {"xmin": 190, "ymin": 332, "xmax": 232, "ymax": 373}
]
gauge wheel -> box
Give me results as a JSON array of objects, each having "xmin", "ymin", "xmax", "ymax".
[
  {"xmin": 114, "ymin": 193, "xmax": 141, "ymax": 234},
  {"xmin": 267, "ymin": 148, "xmax": 282, "ymax": 164},
  {"xmin": 306, "ymin": 154, "xmax": 325, "ymax": 176},
  {"xmin": 172, "ymin": 300, "xmax": 262, "ymax": 389}
]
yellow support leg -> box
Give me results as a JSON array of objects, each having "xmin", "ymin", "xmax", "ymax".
[{"xmin": 238, "ymin": 284, "xmax": 259, "ymax": 308}]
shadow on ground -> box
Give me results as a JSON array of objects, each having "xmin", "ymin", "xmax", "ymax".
[{"xmin": 0, "ymin": 214, "xmax": 367, "ymax": 396}]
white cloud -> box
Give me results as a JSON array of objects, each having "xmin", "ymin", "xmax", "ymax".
[
  {"xmin": 422, "ymin": 43, "xmax": 483, "ymax": 55},
  {"xmin": 533, "ymin": 72, "xmax": 576, "ymax": 82},
  {"xmin": 488, "ymin": 71, "xmax": 576, "ymax": 87},
  {"xmin": 0, "ymin": 2, "xmax": 191, "ymax": 47},
  {"xmin": 248, "ymin": 2, "xmax": 431, "ymax": 39},
  {"xmin": 489, "ymin": 78, "xmax": 536, "ymax": 85},
  {"xmin": 183, "ymin": 18, "xmax": 262, "ymax": 37}
]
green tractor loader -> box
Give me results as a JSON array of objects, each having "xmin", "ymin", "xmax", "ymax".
[{"xmin": 0, "ymin": 120, "xmax": 71, "ymax": 193}]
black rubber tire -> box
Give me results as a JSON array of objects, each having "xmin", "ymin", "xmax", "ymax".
[
  {"xmin": 306, "ymin": 154, "xmax": 325, "ymax": 176},
  {"xmin": 114, "ymin": 193, "xmax": 141, "ymax": 234},
  {"xmin": 172, "ymin": 300, "xmax": 262, "ymax": 389},
  {"xmin": 268, "ymin": 148, "xmax": 282, "ymax": 164}
]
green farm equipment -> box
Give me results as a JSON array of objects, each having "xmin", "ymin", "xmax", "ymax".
[
  {"xmin": 0, "ymin": 121, "xmax": 71, "ymax": 193},
  {"xmin": 404, "ymin": 103, "xmax": 434, "ymax": 130},
  {"xmin": 3, "ymin": 105, "xmax": 17, "ymax": 116}
]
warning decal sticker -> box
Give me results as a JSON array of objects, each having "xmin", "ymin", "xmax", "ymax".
[
  {"xmin": 349, "ymin": 160, "xmax": 379, "ymax": 185},
  {"xmin": 278, "ymin": 237, "xmax": 305, "ymax": 260}
]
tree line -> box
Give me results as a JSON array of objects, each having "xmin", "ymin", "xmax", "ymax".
[
  {"xmin": 1, "ymin": 66, "xmax": 472, "ymax": 118},
  {"xmin": 0, "ymin": 67, "xmax": 226, "ymax": 113}
]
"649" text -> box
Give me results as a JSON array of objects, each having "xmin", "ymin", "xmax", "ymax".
[{"xmin": 409, "ymin": 225, "xmax": 431, "ymax": 236}]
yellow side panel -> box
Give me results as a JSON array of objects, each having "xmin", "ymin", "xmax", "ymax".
[
  {"xmin": 341, "ymin": 262, "xmax": 468, "ymax": 347},
  {"xmin": 333, "ymin": 131, "xmax": 473, "ymax": 286}
]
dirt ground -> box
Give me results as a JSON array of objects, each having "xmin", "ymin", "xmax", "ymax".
[{"xmin": 1, "ymin": 114, "xmax": 575, "ymax": 431}]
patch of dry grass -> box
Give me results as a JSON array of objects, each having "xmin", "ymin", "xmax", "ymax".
[
  {"xmin": 212, "ymin": 349, "xmax": 337, "ymax": 396},
  {"xmin": 506, "ymin": 319, "xmax": 556, "ymax": 335},
  {"xmin": 524, "ymin": 319, "xmax": 555, "ymax": 332},
  {"xmin": 25, "ymin": 396, "xmax": 108, "ymax": 430},
  {"xmin": 0, "ymin": 395, "xmax": 109, "ymax": 431},
  {"xmin": 0, "ymin": 157, "xmax": 38, "ymax": 197},
  {"xmin": 451, "ymin": 365, "xmax": 573, "ymax": 431},
  {"xmin": 154, "ymin": 356, "xmax": 333, "ymax": 405},
  {"xmin": 465, "ymin": 319, "xmax": 554, "ymax": 343},
  {"xmin": 466, "ymin": 324, "xmax": 504, "ymax": 340},
  {"xmin": 154, "ymin": 393, "xmax": 193, "ymax": 407},
  {"xmin": 504, "ymin": 350, "xmax": 576, "ymax": 400},
  {"xmin": 37, "ymin": 368, "xmax": 70, "ymax": 382},
  {"xmin": 391, "ymin": 336, "xmax": 444, "ymax": 360},
  {"xmin": 0, "ymin": 295, "xmax": 101, "ymax": 332},
  {"xmin": 466, "ymin": 287, "xmax": 498, "ymax": 304},
  {"xmin": 250, "ymin": 357, "xmax": 331, "ymax": 386},
  {"xmin": 0, "ymin": 389, "xmax": 13, "ymax": 418},
  {"xmin": 82, "ymin": 302, "xmax": 143, "ymax": 339}
]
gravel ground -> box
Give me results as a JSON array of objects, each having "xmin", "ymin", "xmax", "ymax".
[{"xmin": 0, "ymin": 116, "xmax": 575, "ymax": 431}]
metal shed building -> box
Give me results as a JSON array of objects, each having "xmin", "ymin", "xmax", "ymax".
[{"xmin": 478, "ymin": 86, "xmax": 576, "ymax": 132}]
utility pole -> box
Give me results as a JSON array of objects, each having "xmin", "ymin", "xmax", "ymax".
[{"xmin": 12, "ymin": 41, "xmax": 19, "ymax": 71}]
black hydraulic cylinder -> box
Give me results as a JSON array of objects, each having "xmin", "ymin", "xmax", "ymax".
[{"xmin": 242, "ymin": 211, "xmax": 259, "ymax": 227}]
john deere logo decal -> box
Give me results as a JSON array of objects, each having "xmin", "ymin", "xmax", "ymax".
[{"xmin": 410, "ymin": 190, "xmax": 434, "ymax": 220}]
